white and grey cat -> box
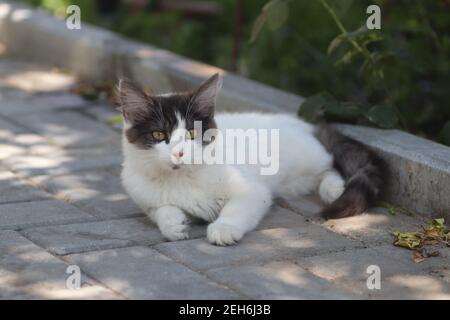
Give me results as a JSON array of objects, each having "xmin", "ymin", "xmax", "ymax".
[{"xmin": 118, "ymin": 74, "xmax": 385, "ymax": 246}]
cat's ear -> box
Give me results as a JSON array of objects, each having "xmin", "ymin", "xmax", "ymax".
[
  {"xmin": 117, "ymin": 79, "xmax": 152, "ymax": 124},
  {"xmin": 191, "ymin": 73, "xmax": 222, "ymax": 117}
]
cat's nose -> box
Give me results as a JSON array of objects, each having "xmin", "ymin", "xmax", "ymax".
[{"xmin": 173, "ymin": 150, "xmax": 184, "ymax": 160}]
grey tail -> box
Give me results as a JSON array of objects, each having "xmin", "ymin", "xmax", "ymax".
[{"xmin": 315, "ymin": 124, "xmax": 387, "ymax": 219}]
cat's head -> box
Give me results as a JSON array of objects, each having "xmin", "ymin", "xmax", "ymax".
[{"xmin": 117, "ymin": 73, "xmax": 222, "ymax": 171}]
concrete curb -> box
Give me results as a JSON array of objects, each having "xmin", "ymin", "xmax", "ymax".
[{"xmin": 1, "ymin": 1, "xmax": 449, "ymax": 218}]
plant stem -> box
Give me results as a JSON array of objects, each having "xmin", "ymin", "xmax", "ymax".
[
  {"xmin": 319, "ymin": 0, "xmax": 406, "ymax": 129},
  {"xmin": 319, "ymin": 0, "xmax": 371, "ymax": 61}
]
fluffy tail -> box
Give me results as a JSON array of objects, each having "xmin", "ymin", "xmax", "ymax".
[{"xmin": 315, "ymin": 124, "xmax": 387, "ymax": 219}]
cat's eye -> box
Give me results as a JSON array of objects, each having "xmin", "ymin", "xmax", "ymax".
[
  {"xmin": 152, "ymin": 131, "xmax": 166, "ymax": 141},
  {"xmin": 186, "ymin": 129, "xmax": 197, "ymax": 140}
]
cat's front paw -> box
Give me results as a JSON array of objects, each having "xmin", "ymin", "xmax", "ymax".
[
  {"xmin": 207, "ymin": 222, "xmax": 244, "ymax": 246},
  {"xmin": 160, "ymin": 218, "xmax": 190, "ymax": 241}
]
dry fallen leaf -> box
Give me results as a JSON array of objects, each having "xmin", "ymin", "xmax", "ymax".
[
  {"xmin": 427, "ymin": 250, "xmax": 440, "ymax": 257},
  {"xmin": 423, "ymin": 218, "xmax": 445, "ymax": 239},
  {"xmin": 393, "ymin": 231, "xmax": 422, "ymax": 249},
  {"xmin": 413, "ymin": 251, "xmax": 425, "ymax": 263},
  {"xmin": 393, "ymin": 218, "xmax": 447, "ymax": 262},
  {"xmin": 422, "ymin": 239, "xmax": 439, "ymax": 245}
]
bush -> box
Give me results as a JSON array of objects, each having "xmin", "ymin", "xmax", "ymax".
[
  {"xmin": 249, "ymin": 0, "xmax": 450, "ymax": 145},
  {"xmin": 22, "ymin": 0, "xmax": 450, "ymax": 145}
]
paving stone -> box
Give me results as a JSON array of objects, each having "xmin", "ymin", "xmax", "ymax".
[
  {"xmin": 371, "ymin": 244, "xmax": 450, "ymax": 272},
  {"xmin": 0, "ymin": 170, "xmax": 49, "ymax": 203},
  {"xmin": 295, "ymin": 245, "xmax": 450, "ymax": 299},
  {"xmin": 82, "ymin": 103, "xmax": 121, "ymax": 130},
  {"xmin": 0, "ymin": 230, "xmax": 122, "ymax": 299},
  {"xmin": 22, "ymin": 216, "xmax": 208, "ymax": 256},
  {"xmin": 155, "ymin": 226, "xmax": 362, "ymax": 271},
  {"xmin": 425, "ymin": 247, "xmax": 450, "ymax": 283},
  {"xmin": 4, "ymin": 146, "xmax": 122, "ymax": 177},
  {"xmin": 320, "ymin": 207, "xmax": 427, "ymax": 245},
  {"xmin": 0, "ymin": 93, "xmax": 85, "ymax": 116},
  {"xmin": 0, "ymin": 59, "xmax": 38, "ymax": 74},
  {"xmin": 31, "ymin": 171, "xmax": 143, "ymax": 219},
  {"xmin": 1, "ymin": 57, "xmax": 449, "ymax": 300},
  {"xmin": 429, "ymin": 262, "xmax": 450, "ymax": 286},
  {"xmin": 0, "ymin": 85, "xmax": 29, "ymax": 101},
  {"xmin": 66, "ymin": 246, "xmax": 240, "ymax": 299},
  {"xmin": 0, "ymin": 118, "xmax": 55, "ymax": 160},
  {"xmin": 257, "ymin": 205, "xmax": 308, "ymax": 230},
  {"xmin": 0, "ymin": 128, "xmax": 55, "ymax": 160},
  {"xmin": 279, "ymin": 195, "xmax": 324, "ymax": 218},
  {"xmin": 11, "ymin": 110, "xmax": 119, "ymax": 148},
  {"xmin": 22, "ymin": 218, "xmax": 165, "ymax": 255},
  {"xmin": 0, "ymin": 199, "xmax": 93, "ymax": 230},
  {"xmin": 206, "ymin": 261, "xmax": 358, "ymax": 299},
  {"xmin": 0, "ymin": 61, "xmax": 76, "ymax": 93},
  {"xmin": 5, "ymin": 284, "xmax": 122, "ymax": 300},
  {"xmin": 0, "ymin": 116, "xmax": 26, "ymax": 134},
  {"xmin": 0, "ymin": 83, "xmax": 29, "ymax": 100},
  {"xmin": 280, "ymin": 197, "xmax": 429, "ymax": 247},
  {"xmin": 378, "ymin": 274, "xmax": 450, "ymax": 300}
]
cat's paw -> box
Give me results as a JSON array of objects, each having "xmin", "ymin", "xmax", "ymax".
[
  {"xmin": 207, "ymin": 222, "xmax": 244, "ymax": 246},
  {"xmin": 319, "ymin": 172, "xmax": 345, "ymax": 204},
  {"xmin": 160, "ymin": 217, "xmax": 190, "ymax": 241}
]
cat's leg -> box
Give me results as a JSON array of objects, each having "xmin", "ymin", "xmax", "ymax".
[
  {"xmin": 149, "ymin": 205, "xmax": 190, "ymax": 241},
  {"xmin": 207, "ymin": 183, "xmax": 272, "ymax": 246},
  {"xmin": 318, "ymin": 169, "xmax": 345, "ymax": 204}
]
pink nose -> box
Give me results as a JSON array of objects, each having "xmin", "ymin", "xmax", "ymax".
[{"xmin": 173, "ymin": 151, "xmax": 184, "ymax": 160}]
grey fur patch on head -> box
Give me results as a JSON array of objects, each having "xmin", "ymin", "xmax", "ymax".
[{"xmin": 117, "ymin": 73, "xmax": 222, "ymax": 149}]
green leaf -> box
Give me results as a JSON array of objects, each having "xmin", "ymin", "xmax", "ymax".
[
  {"xmin": 423, "ymin": 218, "xmax": 446, "ymax": 239},
  {"xmin": 79, "ymin": 87, "xmax": 99, "ymax": 101},
  {"xmin": 360, "ymin": 53, "xmax": 388, "ymax": 82},
  {"xmin": 328, "ymin": 26, "xmax": 382, "ymax": 57},
  {"xmin": 250, "ymin": 12, "xmax": 268, "ymax": 43},
  {"xmin": 324, "ymin": 101, "xmax": 364, "ymax": 121},
  {"xmin": 366, "ymin": 104, "xmax": 399, "ymax": 129},
  {"xmin": 298, "ymin": 92, "xmax": 333, "ymax": 122},
  {"xmin": 335, "ymin": 0, "xmax": 354, "ymax": 13},
  {"xmin": 334, "ymin": 48, "xmax": 360, "ymax": 66},
  {"xmin": 361, "ymin": 32, "xmax": 384, "ymax": 47},
  {"xmin": 265, "ymin": 0, "xmax": 289, "ymax": 31},
  {"xmin": 345, "ymin": 25, "xmax": 371, "ymax": 40},
  {"xmin": 393, "ymin": 231, "xmax": 422, "ymax": 250},
  {"xmin": 328, "ymin": 34, "xmax": 345, "ymax": 55}
]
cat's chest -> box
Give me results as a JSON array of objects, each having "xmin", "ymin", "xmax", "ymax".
[{"xmin": 154, "ymin": 177, "xmax": 227, "ymax": 222}]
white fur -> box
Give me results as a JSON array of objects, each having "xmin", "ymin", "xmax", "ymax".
[{"xmin": 121, "ymin": 112, "xmax": 344, "ymax": 245}]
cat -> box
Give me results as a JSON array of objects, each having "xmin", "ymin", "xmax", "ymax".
[{"xmin": 118, "ymin": 73, "xmax": 386, "ymax": 246}]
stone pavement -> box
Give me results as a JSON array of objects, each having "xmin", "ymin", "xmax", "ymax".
[{"xmin": 0, "ymin": 58, "xmax": 449, "ymax": 299}]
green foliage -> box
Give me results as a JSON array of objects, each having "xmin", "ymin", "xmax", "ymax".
[
  {"xmin": 23, "ymin": 0, "xmax": 96, "ymax": 22},
  {"xmin": 24, "ymin": 0, "xmax": 71, "ymax": 13},
  {"xmin": 22, "ymin": 0, "xmax": 450, "ymax": 145},
  {"xmin": 298, "ymin": 92, "xmax": 400, "ymax": 128},
  {"xmin": 251, "ymin": 0, "xmax": 289, "ymax": 42},
  {"xmin": 366, "ymin": 104, "xmax": 399, "ymax": 129},
  {"xmin": 252, "ymin": 0, "xmax": 449, "ymax": 144}
]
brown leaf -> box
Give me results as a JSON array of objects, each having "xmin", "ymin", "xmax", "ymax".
[
  {"xmin": 423, "ymin": 218, "xmax": 446, "ymax": 239},
  {"xmin": 427, "ymin": 251, "xmax": 440, "ymax": 257},
  {"xmin": 393, "ymin": 218, "xmax": 448, "ymax": 261},
  {"xmin": 413, "ymin": 251, "xmax": 425, "ymax": 263},
  {"xmin": 422, "ymin": 239, "xmax": 439, "ymax": 245}
]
